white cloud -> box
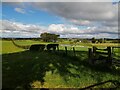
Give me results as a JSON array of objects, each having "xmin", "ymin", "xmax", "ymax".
[
  {"xmin": 70, "ymin": 19, "xmax": 92, "ymax": 26},
  {"xmin": 31, "ymin": 2, "xmax": 118, "ymax": 27},
  {"xmin": 14, "ymin": 8, "xmax": 26, "ymax": 14},
  {"xmin": 1, "ymin": 20, "xmax": 45, "ymax": 38},
  {"xmin": 1, "ymin": 20, "xmax": 119, "ymax": 38}
]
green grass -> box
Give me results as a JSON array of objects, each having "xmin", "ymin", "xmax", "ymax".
[
  {"xmin": 1, "ymin": 40, "xmax": 120, "ymax": 89},
  {"xmin": 1, "ymin": 40, "xmax": 25, "ymax": 54}
]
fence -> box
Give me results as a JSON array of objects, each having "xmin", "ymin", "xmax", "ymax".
[
  {"xmin": 88, "ymin": 46, "xmax": 120, "ymax": 67},
  {"xmin": 64, "ymin": 46, "xmax": 76, "ymax": 56},
  {"xmin": 112, "ymin": 46, "xmax": 120, "ymax": 67},
  {"xmin": 88, "ymin": 46, "xmax": 112, "ymax": 65}
]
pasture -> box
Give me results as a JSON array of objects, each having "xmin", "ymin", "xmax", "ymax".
[{"xmin": 1, "ymin": 40, "xmax": 120, "ymax": 89}]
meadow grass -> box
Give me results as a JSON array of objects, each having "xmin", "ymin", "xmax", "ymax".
[{"xmin": 1, "ymin": 40, "xmax": 120, "ymax": 89}]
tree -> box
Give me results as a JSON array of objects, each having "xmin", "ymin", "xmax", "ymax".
[
  {"xmin": 91, "ymin": 37, "xmax": 96, "ymax": 43},
  {"xmin": 40, "ymin": 32, "xmax": 60, "ymax": 42}
]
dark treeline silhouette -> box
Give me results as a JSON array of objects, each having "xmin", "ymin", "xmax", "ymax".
[{"xmin": 1, "ymin": 37, "xmax": 120, "ymax": 40}]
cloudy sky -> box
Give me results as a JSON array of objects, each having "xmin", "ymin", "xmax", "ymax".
[{"xmin": 1, "ymin": 0, "xmax": 119, "ymax": 38}]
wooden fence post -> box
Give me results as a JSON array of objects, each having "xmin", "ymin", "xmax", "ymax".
[
  {"xmin": 65, "ymin": 46, "xmax": 67, "ymax": 56},
  {"xmin": 107, "ymin": 47, "xmax": 112, "ymax": 65},
  {"xmin": 73, "ymin": 47, "xmax": 76, "ymax": 56},
  {"xmin": 93, "ymin": 46, "xmax": 97, "ymax": 56},
  {"xmin": 57, "ymin": 45, "xmax": 59, "ymax": 51},
  {"xmin": 88, "ymin": 48, "xmax": 92, "ymax": 63},
  {"xmin": 92, "ymin": 46, "xmax": 97, "ymax": 64}
]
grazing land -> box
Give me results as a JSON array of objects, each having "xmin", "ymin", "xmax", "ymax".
[{"xmin": 1, "ymin": 40, "xmax": 120, "ymax": 88}]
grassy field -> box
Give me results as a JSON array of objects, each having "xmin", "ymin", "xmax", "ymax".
[{"xmin": 1, "ymin": 40, "xmax": 120, "ymax": 89}]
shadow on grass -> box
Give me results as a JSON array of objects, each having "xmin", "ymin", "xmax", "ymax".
[{"xmin": 2, "ymin": 50, "xmax": 120, "ymax": 89}]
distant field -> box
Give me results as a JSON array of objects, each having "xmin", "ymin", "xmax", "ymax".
[
  {"xmin": 1, "ymin": 40, "xmax": 120, "ymax": 54},
  {"xmin": 1, "ymin": 40, "xmax": 120, "ymax": 88},
  {"xmin": 2, "ymin": 40, "xmax": 89, "ymax": 54}
]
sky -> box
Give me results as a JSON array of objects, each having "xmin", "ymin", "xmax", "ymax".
[{"xmin": 0, "ymin": 0, "xmax": 119, "ymax": 38}]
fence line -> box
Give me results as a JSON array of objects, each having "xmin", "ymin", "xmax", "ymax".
[
  {"xmin": 64, "ymin": 46, "xmax": 76, "ymax": 56},
  {"xmin": 88, "ymin": 46, "xmax": 112, "ymax": 65},
  {"xmin": 111, "ymin": 46, "xmax": 120, "ymax": 67},
  {"xmin": 88, "ymin": 46, "xmax": 120, "ymax": 67}
]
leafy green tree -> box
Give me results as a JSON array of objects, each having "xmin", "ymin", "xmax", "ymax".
[{"xmin": 40, "ymin": 32, "xmax": 60, "ymax": 42}]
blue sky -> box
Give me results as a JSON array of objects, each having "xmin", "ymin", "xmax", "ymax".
[
  {"xmin": 1, "ymin": 2, "xmax": 119, "ymax": 38},
  {"xmin": 2, "ymin": 3, "xmax": 65, "ymax": 26}
]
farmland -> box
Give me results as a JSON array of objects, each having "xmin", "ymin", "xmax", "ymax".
[{"xmin": 1, "ymin": 39, "xmax": 120, "ymax": 89}]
